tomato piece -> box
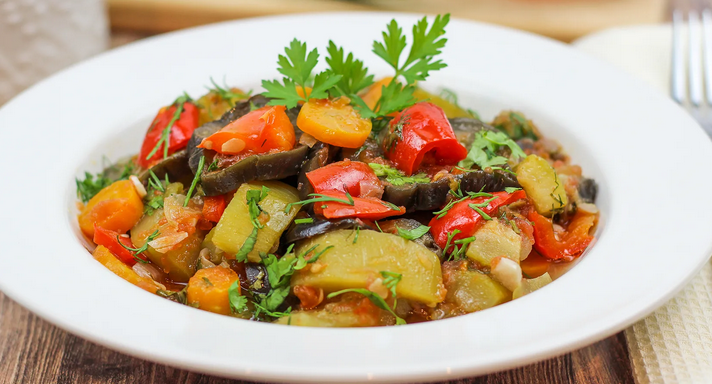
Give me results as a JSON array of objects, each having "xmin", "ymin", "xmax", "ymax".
[
  {"xmin": 429, "ymin": 190, "xmax": 527, "ymax": 249},
  {"xmin": 297, "ymin": 97, "xmax": 372, "ymax": 148},
  {"xmin": 138, "ymin": 100, "xmax": 200, "ymax": 169},
  {"xmin": 384, "ymin": 102, "xmax": 467, "ymax": 175},
  {"xmin": 293, "ymin": 285, "xmax": 324, "ymax": 310},
  {"xmin": 92, "ymin": 224, "xmax": 148, "ymax": 266},
  {"xmin": 202, "ymin": 195, "xmax": 227, "ymax": 222},
  {"xmin": 528, "ymin": 210, "xmax": 596, "ymax": 261},
  {"xmin": 198, "ymin": 105, "xmax": 295, "ymax": 155},
  {"xmin": 306, "ymin": 159, "xmax": 383, "ymax": 198},
  {"xmin": 313, "ymin": 192, "xmax": 405, "ymax": 220}
]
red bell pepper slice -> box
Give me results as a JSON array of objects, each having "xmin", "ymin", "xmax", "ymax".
[
  {"xmin": 384, "ymin": 102, "xmax": 468, "ymax": 175},
  {"xmin": 528, "ymin": 210, "xmax": 595, "ymax": 261},
  {"xmin": 306, "ymin": 159, "xmax": 384, "ymax": 198},
  {"xmin": 429, "ymin": 190, "xmax": 527, "ymax": 250},
  {"xmin": 203, "ymin": 195, "xmax": 227, "ymax": 222},
  {"xmin": 138, "ymin": 97, "xmax": 200, "ymax": 169},
  {"xmin": 197, "ymin": 105, "xmax": 295, "ymax": 155},
  {"xmin": 313, "ymin": 192, "xmax": 405, "ymax": 220},
  {"xmin": 92, "ymin": 224, "xmax": 148, "ymax": 266}
]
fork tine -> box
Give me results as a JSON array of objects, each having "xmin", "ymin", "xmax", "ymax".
[
  {"xmin": 672, "ymin": 10, "xmax": 686, "ymax": 104},
  {"xmin": 702, "ymin": 9, "xmax": 712, "ymax": 106},
  {"xmin": 689, "ymin": 10, "xmax": 704, "ymax": 106}
]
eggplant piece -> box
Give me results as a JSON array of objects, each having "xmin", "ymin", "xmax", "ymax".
[
  {"xmin": 383, "ymin": 169, "xmax": 520, "ymax": 212},
  {"xmin": 137, "ymin": 149, "xmax": 193, "ymax": 186},
  {"xmin": 449, "ymin": 117, "xmax": 498, "ymax": 148},
  {"xmin": 377, "ymin": 218, "xmax": 442, "ymax": 257},
  {"xmin": 283, "ymin": 217, "xmax": 371, "ymax": 244},
  {"xmin": 231, "ymin": 260, "xmax": 272, "ymax": 295},
  {"xmin": 200, "ymin": 145, "xmax": 309, "ymax": 196},
  {"xmin": 578, "ymin": 178, "xmax": 598, "ymax": 203},
  {"xmin": 296, "ymin": 142, "xmax": 338, "ymax": 200}
]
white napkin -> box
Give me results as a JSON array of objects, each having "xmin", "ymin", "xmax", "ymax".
[{"xmin": 573, "ymin": 25, "xmax": 712, "ymax": 383}]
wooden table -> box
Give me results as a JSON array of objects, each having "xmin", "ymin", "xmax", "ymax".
[{"xmin": 0, "ymin": 289, "xmax": 634, "ymax": 383}]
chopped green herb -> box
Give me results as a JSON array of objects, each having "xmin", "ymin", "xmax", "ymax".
[
  {"xmin": 468, "ymin": 204, "xmax": 493, "ymax": 221},
  {"xmin": 294, "ymin": 218, "xmax": 314, "ymax": 225},
  {"xmin": 76, "ymin": 171, "xmax": 111, "ymax": 203},
  {"xmin": 353, "ymin": 226, "xmax": 360, "ymax": 244},
  {"xmin": 202, "ymin": 277, "xmax": 213, "ymax": 286},
  {"xmin": 504, "ymin": 187, "xmax": 522, "ymax": 194},
  {"xmin": 368, "ymin": 163, "xmax": 430, "ymax": 186},
  {"xmin": 284, "ymin": 192, "xmax": 355, "ymax": 213},
  {"xmin": 228, "ymin": 280, "xmax": 249, "ymax": 314},
  {"xmin": 207, "ymin": 159, "xmax": 219, "ymax": 172},
  {"xmin": 146, "ymin": 93, "xmax": 192, "ymax": 161},
  {"xmin": 184, "ymin": 156, "xmax": 204, "ymax": 207},
  {"xmin": 459, "ymin": 130, "xmax": 526, "ymax": 170},
  {"xmin": 328, "ymin": 288, "xmax": 406, "ymax": 325},
  {"xmin": 396, "ymin": 225, "xmax": 430, "ymax": 240},
  {"xmin": 381, "ymin": 200, "xmax": 402, "ymax": 212},
  {"xmin": 375, "ymin": 220, "xmax": 383, "ymax": 232},
  {"xmin": 207, "ymin": 77, "xmax": 250, "ymax": 104},
  {"xmin": 117, "ymin": 230, "xmax": 159, "ymax": 263},
  {"xmin": 443, "ymin": 229, "xmax": 461, "ymax": 254},
  {"xmin": 157, "ymin": 287, "xmax": 188, "ymax": 304}
]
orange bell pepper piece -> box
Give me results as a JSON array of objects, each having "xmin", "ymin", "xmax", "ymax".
[
  {"xmin": 78, "ymin": 180, "xmax": 144, "ymax": 238},
  {"xmin": 92, "ymin": 245, "xmax": 159, "ymax": 293},
  {"xmin": 297, "ymin": 97, "xmax": 372, "ymax": 148},
  {"xmin": 186, "ymin": 267, "xmax": 240, "ymax": 316}
]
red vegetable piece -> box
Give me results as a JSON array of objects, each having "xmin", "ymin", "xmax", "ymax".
[
  {"xmin": 313, "ymin": 192, "xmax": 405, "ymax": 221},
  {"xmin": 92, "ymin": 224, "xmax": 148, "ymax": 266},
  {"xmin": 528, "ymin": 210, "xmax": 595, "ymax": 261},
  {"xmin": 306, "ymin": 159, "xmax": 383, "ymax": 198},
  {"xmin": 197, "ymin": 105, "xmax": 295, "ymax": 155},
  {"xmin": 138, "ymin": 101, "xmax": 200, "ymax": 169},
  {"xmin": 429, "ymin": 190, "xmax": 527, "ymax": 249},
  {"xmin": 203, "ymin": 195, "xmax": 227, "ymax": 223},
  {"xmin": 384, "ymin": 102, "xmax": 468, "ymax": 175}
]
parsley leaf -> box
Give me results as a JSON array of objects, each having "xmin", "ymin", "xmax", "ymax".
[
  {"xmin": 294, "ymin": 218, "xmax": 314, "ymax": 225},
  {"xmin": 284, "ymin": 192, "xmax": 355, "ymax": 213},
  {"xmin": 228, "ymin": 280, "xmax": 249, "ymax": 314},
  {"xmin": 459, "ymin": 131, "xmax": 526, "ymax": 169},
  {"xmin": 396, "ymin": 225, "xmax": 430, "ymax": 240},
  {"xmin": 368, "ymin": 163, "xmax": 429, "ymax": 186},
  {"xmin": 504, "ymin": 187, "xmax": 522, "ymax": 194},
  {"xmin": 146, "ymin": 93, "xmax": 192, "ymax": 161},
  {"xmin": 262, "ymin": 39, "xmax": 342, "ymax": 108},
  {"xmin": 258, "ymin": 244, "xmax": 332, "ymax": 314},
  {"xmin": 117, "ymin": 230, "xmax": 159, "ymax": 263},
  {"xmin": 325, "ymin": 41, "xmax": 374, "ymax": 96}
]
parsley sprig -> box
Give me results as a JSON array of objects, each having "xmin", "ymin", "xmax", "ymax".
[
  {"xmin": 262, "ymin": 39, "xmax": 342, "ymax": 108},
  {"xmin": 396, "ymin": 225, "xmax": 430, "ymax": 240}
]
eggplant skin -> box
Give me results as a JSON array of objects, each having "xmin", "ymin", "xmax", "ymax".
[
  {"xmin": 578, "ymin": 178, "xmax": 598, "ymax": 203},
  {"xmin": 283, "ymin": 217, "xmax": 370, "ymax": 245},
  {"xmin": 296, "ymin": 142, "xmax": 339, "ymax": 200},
  {"xmin": 383, "ymin": 169, "xmax": 520, "ymax": 212},
  {"xmin": 200, "ymin": 145, "xmax": 309, "ymax": 196},
  {"xmin": 137, "ymin": 149, "xmax": 193, "ymax": 186},
  {"xmin": 449, "ymin": 117, "xmax": 498, "ymax": 148}
]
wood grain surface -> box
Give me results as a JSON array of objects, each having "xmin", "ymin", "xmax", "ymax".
[
  {"xmin": 107, "ymin": 0, "xmax": 666, "ymax": 42},
  {"xmin": 0, "ymin": 291, "xmax": 634, "ymax": 384}
]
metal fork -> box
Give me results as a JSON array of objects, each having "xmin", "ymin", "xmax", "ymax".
[{"xmin": 671, "ymin": 6, "xmax": 712, "ymax": 135}]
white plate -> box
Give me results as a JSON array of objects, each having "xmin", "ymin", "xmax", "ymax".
[{"xmin": 1, "ymin": 13, "xmax": 711, "ymax": 383}]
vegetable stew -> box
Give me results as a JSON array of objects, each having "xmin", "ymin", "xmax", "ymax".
[{"xmin": 75, "ymin": 14, "xmax": 599, "ymax": 327}]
